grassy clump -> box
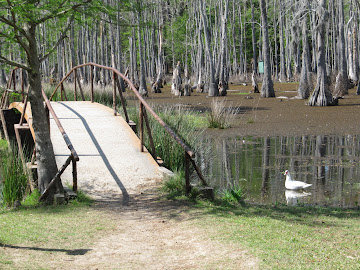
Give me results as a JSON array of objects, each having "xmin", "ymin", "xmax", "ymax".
[
  {"xmin": 207, "ymin": 98, "xmax": 239, "ymax": 129},
  {"xmin": 0, "ymin": 140, "xmax": 28, "ymax": 207},
  {"xmin": 219, "ymin": 186, "xmax": 244, "ymax": 205}
]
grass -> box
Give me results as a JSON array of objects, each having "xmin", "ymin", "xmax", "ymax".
[
  {"xmin": 190, "ymin": 201, "xmax": 360, "ymax": 269},
  {"xmin": 0, "ymin": 192, "xmax": 115, "ymax": 269}
]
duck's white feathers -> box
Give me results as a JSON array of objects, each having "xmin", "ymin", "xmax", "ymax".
[{"xmin": 284, "ymin": 170, "xmax": 312, "ymax": 190}]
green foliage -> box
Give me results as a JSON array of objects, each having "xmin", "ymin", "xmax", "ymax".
[
  {"xmin": 161, "ymin": 171, "xmax": 186, "ymax": 198},
  {"xmin": 220, "ymin": 186, "xmax": 244, "ymax": 205},
  {"xmin": 22, "ymin": 189, "xmax": 41, "ymax": 207},
  {"xmin": 0, "ymin": 140, "xmax": 28, "ymax": 207}
]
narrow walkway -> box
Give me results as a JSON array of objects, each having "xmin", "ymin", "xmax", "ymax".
[{"xmin": 49, "ymin": 101, "xmax": 163, "ymax": 203}]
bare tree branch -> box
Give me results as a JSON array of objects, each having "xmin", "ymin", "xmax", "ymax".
[{"xmin": 0, "ymin": 55, "xmax": 30, "ymax": 71}]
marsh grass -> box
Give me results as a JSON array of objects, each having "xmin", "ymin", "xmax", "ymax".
[
  {"xmin": 43, "ymin": 83, "xmax": 125, "ymax": 108},
  {"xmin": 128, "ymin": 105, "xmax": 205, "ymax": 173},
  {"xmin": 207, "ymin": 98, "xmax": 240, "ymax": 129},
  {"xmin": 0, "ymin": 140, "xmax": 28, "ymax": 206}
]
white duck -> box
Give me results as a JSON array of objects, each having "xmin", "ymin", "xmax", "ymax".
[{"xmin": 284, "ymin": 170, "xmax": 312, "ymax": 190}]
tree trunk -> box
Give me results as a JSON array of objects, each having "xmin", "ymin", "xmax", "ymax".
[
  {"xmin": 251, "ymin": 0, "xmax": 258, "ymax": 74},
  {"xmin": 26, "ymin": 23, "xmax": 62, "ymax": 202},
  {"xmin": 137, "ymin": 8, "xmax": 148, "ymax": 97},
  {"xmin": 200, "ymin": 0, "xmax": 218, "ymax": 96},
  {"xmin": 259, "ymin": 0, "xmax": 275, "ymax": 98},
  {"xmin": 278, "ymin": 0, "xmax": 286, "ymax": 82},
  {"xmin": 218, "ymin": 0, "xmax": 229, "ymax": 96},
  {"xmin": 309, "ymin": 0, "xmax": 337, "ymax": 106},
  {"xmin": 334, "ymin": 0, "xmax": 349, "ymax": 97},
  {"xmin": 297, "ymin": 10, "xmax": 312, "ymax": 99}
]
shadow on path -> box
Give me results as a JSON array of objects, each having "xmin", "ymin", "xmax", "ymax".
[{"xmin": 58, "ymin": 102, "xmax": 130, "ymax": 205}]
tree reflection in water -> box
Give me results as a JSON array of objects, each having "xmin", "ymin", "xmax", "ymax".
[{"xmin": 195, "ymin": 135, "xmax": 360, "ymax": 208}]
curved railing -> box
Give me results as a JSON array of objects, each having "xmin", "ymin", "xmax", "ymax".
[{"xmin": 49, "ymin": 62, "xmax": 209, "ymax": 192}]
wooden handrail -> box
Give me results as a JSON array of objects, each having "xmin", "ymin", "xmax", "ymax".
[
  {"xmin": 50, "ymin": 62, "xmax": 195, "ymax": 158},
  {"xmin": 42, "ymin": 89, "xmax": 79, "ymax": 161},
  {"xmin": 49, "ymin": 62, "xmax": 210, "ymax": 192}
]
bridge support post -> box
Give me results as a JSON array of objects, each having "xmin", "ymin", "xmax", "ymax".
[
  {"xmin": 185, "ymin": 151, "xmax": 191, "ymax": 194},
  {"xmin": 90, "ymin": 65, "xmax": 94, "ymax": 103},
  {"xmin": 72, "ymin": 155, "xmax": 77, "ymax": 192},
  {"xmin": 139, "ymin": 103, "xmax": 144, "ymax": 152}
]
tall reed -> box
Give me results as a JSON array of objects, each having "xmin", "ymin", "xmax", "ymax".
[
  {"xmin": 127, "ymin": 105, "xmax": 205, "ymax": 173},
  {"xmin": 0, "ymin": 140, "xmax": 28, "ymax": 206}
]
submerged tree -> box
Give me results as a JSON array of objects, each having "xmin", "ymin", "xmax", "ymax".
[
  {"xmin": 308, "ymin": 0, "xmax": 337, "ymax": 106},
  {"xmin": 259, "ymin": 0, "xmax": 275, "ymax": 97},
  {"xmin": 297, "ymin": 3, "xmax": 312, "ymax": 99},
  {"xmin": 334, "ymin": 0, "xmax": 349, "ymax": 97}
]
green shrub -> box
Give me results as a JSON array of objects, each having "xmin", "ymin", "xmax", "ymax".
[{"xmin": 220, "ymin": 186, "xmax": 244, "ymax": 205}]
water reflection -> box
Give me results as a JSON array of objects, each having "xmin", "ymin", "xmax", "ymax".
[
  {"xmin": 285, "ymin": 190, "xmax": 311, "ymax": 206},
  {"xmin": 195, "ymin": 135, "xmax": 360, "ymax": 208}
]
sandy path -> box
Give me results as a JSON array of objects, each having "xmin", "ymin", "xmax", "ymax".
[{"xmin": 65, "ymin": 185, "xmax": 259, "ymax": 270}]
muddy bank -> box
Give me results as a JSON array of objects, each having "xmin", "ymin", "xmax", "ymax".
[{"xmin": 125, "ymin": 82, "xmax": 360, "ymax": 137}]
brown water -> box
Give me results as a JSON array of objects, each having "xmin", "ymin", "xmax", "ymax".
[{"xmin": 194, "ymin": 135, "xmax": 360, "ymax": 208}]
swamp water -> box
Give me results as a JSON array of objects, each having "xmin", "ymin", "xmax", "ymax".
[{"xmin": 195, "ymin": 135, "xmax": 360, "ymax": 208}]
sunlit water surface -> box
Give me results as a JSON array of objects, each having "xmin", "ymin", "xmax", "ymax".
[{"xmin": 194, "ymin": 135, "xmax": 360, "ymax": 208}]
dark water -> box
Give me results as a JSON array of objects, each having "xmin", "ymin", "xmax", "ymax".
[{"xmin": 194, "ymin": 135, "xmax": 360, "ymax": 208}]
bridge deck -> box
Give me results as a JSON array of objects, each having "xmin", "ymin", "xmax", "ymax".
[{"xmin": 50, "ymin": 101, "xmax": 163, "ymax": 202}]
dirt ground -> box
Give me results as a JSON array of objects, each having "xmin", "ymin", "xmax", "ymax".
[{"xmin": 66, "ymin": 184, "xmax": 259, "ymax": 270}]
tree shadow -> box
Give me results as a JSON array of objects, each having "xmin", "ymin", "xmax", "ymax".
[
  {"xmin": 58, "ymin": 102, "xmax": 130, "ymax": 206},
  {"xmin": 0, "ymin": 242, "xmax": 91, "ymax": 255}
]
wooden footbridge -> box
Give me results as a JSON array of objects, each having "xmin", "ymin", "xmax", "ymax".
[{"xmin": 0, "ymin": 63, "xmax": 210, "ymax": 201}]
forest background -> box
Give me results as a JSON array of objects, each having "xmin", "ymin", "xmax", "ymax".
[{"xmin": 1, "ymin": 0, "xmax": 359, "ymax": 104}]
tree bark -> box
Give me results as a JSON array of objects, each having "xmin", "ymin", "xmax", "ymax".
[
  {"xmin": 259, "ymin": 0, "xmax": 275, "ymax": 98},
  {"xmin": 26, "ymin": 23, "xmax": 62, "ymax": 202},
  {"xmin": 137, "ymin": 6, "xmax": 148, "ymax": 97},
  {"xmin": 297, "ymin": 9, "xmax": 312, "ymax": 99},
  {"xmin": 200, "ymin": 0, "xmax": 218, "ymax": 96},
  {"xmin": 309, "ymin": 0, "xmax": 337, "ymax": 106},
  {"xmin": 334, "ymin": 0, "xmax": 349, "ymax": 97}
]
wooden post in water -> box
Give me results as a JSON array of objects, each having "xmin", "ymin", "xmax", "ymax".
[
  {"xmin": 139, "ymin": 103, "xmax": 144, "ymax": 152},
  {"xmin": 90, "ymin": 65, "xmax": 94, "ymax": 103}
]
